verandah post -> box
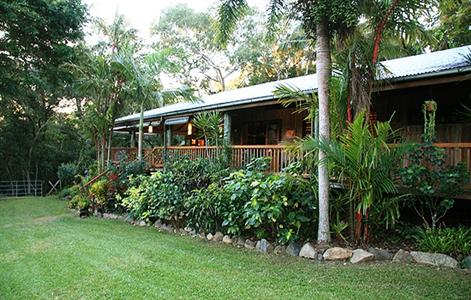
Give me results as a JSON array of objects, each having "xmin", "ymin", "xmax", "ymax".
[{"xmin": 223, "ymin": 112, "xmax": 231, "ymax": 144}]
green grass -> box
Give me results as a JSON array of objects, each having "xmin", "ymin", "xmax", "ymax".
[{"xmin": 0, "ymin": 197, "xmax": 470, "ymax": 299}]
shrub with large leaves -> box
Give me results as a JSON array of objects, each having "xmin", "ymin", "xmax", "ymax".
[{"xmin": 119, "ymin": 173, "xmax": 184, "ymax": 225}]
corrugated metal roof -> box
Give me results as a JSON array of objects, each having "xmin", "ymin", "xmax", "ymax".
[
  {"xmin": 116, "ymin": 73, "xmax": 317, "ymax": 124},
  {"xmin": 116, "ymin": 45, "xmax": 471, "ymax": 125},
  {"xmin": 378, "ymin": 45, "xmax": 471, "ymax": 80}
]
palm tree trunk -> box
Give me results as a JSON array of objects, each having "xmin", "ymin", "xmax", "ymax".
[
  {"xmin": 107, "ymin": 125, "xmax": 113, "ymax": 167},
  {"xmin": 138, "ymin": 102, "xmax": 144, "ymax": 160},
  {"xmin": 316, "ymin": 18, "xmax": 331, "ymax": 244}
]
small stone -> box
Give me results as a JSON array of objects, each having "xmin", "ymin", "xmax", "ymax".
[
  {"xmin": 323, "ymin": 247, "xmax": 353, "ymax": 261},
  {"xmin": 235, "ymin": 237, "xmax": 246, "ymax": 248},
  {"xmin": 206, "ymin": 233, "xmax": 214, "ymax": 241},
  {"xmin": 317, "ymin": 253, "xmax": 324, "ymax": 261},
  {"xmin": 286, "ymin": 242, "xmax": 301, "ymax": 256},
  {"xmin": 223, "ymin": 235, "xmax": 233, "ymax": 244},
  {"xmin": 274, "ymin": 245, "xmax": 286, "ymax": 255},
  {"xmin": 411, "ymin": 251, "xmax": 458, "ymax": 268},
  {"xmin": 460, "ymin": 256, "xmax": 471, "ymax": 269},
  {"xmin": 137, "ymin": 220, "xmax": 147, "ymax": 227},
  {"xmin": 350, "ymin": 249, "xmax": 374, "ymax": 264},
  {"xmin": 213, "ymin": 232, "xmax": 224, "ymax": 242},
  {"xmin": 162, "ymin": 224, "xmax": 174, "ymax": 233},
  {"xmin": 256, "ymin": 239, "xmax": 272, "ymax": 253},
  {"xmin": 368, "ymin": 247, "xmax": 393, "ymax": 261},
  {"xmin": 154, "ymin": 219, "xmax": 163, "ymax": 228},
  {"xmin": 299, "ymin": 243, "xmax": 318, "ymax": 259},
  {"xmin": 245, "ymin": 239, "xmax": 256, "ymax": 249},
  {"xmin": 393, "ymin": 249, "xmax": 414, "ymax": 263}
]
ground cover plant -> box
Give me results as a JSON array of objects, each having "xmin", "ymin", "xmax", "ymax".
[{"xmin": 1, "ymin": 197, "xmax": 470, "ymax": 299}]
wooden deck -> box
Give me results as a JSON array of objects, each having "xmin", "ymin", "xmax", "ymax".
[{"xmin": 111, "ymin": 143, "xmax": 471, "ymax": 186}]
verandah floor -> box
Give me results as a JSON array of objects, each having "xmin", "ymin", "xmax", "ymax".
[{"xmin": 0, "ymin": 197, "xmax": 470, "ymax": 299}]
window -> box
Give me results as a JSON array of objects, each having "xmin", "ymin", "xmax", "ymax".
[{"xmin": 246, "ymin": 120, "xmax": 281, "ymax": 145}]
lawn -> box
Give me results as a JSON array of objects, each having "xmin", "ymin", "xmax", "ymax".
[{"xmin": 0, "ymin": 197, "xmax": 470, "ymax": 299}]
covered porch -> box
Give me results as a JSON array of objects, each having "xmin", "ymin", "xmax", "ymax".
[{"xmin": 112, "ymin": 46, "xmax": 471, "ymax": 184}]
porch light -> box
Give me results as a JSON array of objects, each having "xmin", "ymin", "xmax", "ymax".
[
  {"xmin": 148, "ymin": 123, "xmax": 153, "ymax": 133},
  {"xmin": 187, "ymin": 122, "xmax": 193, "ymax": 135}
]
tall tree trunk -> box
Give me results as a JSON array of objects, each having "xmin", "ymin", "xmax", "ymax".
[
  {"xmin": 316, "ymin": 18, "xmax": 331, "ymax": 244},
  {"xmin": 107, "ymin": 125, "xmax": 113, "ymax": 167},
  {"xmin": 137, "ymin": 102, "xmax": 144, "ymax": 160}
]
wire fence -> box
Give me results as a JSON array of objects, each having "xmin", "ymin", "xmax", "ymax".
[{"xmin": 0, "ymin": 180, "xmax": 43, "ymax": 197}]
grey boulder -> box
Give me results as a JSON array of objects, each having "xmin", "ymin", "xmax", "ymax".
[
  {"xmin": 411, "ymin": 251, "xmax": 458, "ymax": 268},
  {"xmin": 350, "ymin": 249, "xmax": 374, "ymax": 264},
  {"xmin": 392, "ymin": 249, "xmax": 414, "ymax": 263},
  {"xmin": 286, "ymin": 242, "xmax": 301, "ymax": 257},
  {"xmin": 299, "ymin": 243, "xmax": 318, "ymax": 259}
]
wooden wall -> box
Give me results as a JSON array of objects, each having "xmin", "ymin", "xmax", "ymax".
[
  {"xmin": 373, "ymin": 79, "xmax": 471, "ymax": 143},
  {"xmin": 229, "ymin": 105, "xmax": 307, "ymax": 145}
]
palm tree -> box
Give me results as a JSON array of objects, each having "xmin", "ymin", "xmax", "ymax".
[
  {"xmin": 216, "ymin": 0, "xmax": 360, "ymax": 243},
  {"xmin": 335, "ymin": 0, "xmax": 432, "ymax": 118},
  {"xmin": 115, "ymin": 49, "xmax": 194, "ymax": 160},
  {"xmin": 316, "ymin": 111, "xmax": 406, "ymax": 244},
  {"xmin": 68, "ymin": 51, "xmax": 125, "ymax": 172}
]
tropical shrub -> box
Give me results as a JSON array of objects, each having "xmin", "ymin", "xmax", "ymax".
[
  {"xmin": 69, "ymin": 193, "xmax": 90, "ymax": 210},
  {"xmin": 58, "ymin": 184, "xmax": 80, "ymax": 199},
  {"xmin": 185, "ymin": 183, "xmax": 229, "ymax": 233},
  {"xmin": 57, "ymin": 162, "xmax": 78, "ymax": 186},
  {"xmin": 89, "ymin": 179, "xmax": 108, "ymax": 209},
  {"xmin": 315, "ymin": 111, "xmax": 407, "ymax": 243},
  {"xmin": 400, "ymin": 100, "xmax": 468, "ymax": 230},
  {"xmin": 119, "ymin": 173, "xmax": 185, "ymax": 225},
  {"xmin": 220, "ymin": 158, "xmax": 316, "ymax": 243},
  {"xmin": 243, "ymin": 172, "xmax": 316, "ymax": 243},
  {"xmin": 417, "ymin": 227, "xmax": 471, "ymax": 257},
  {"xmin": 400, "ymin": 143, "xmax": 468, "ymax": 229},
  {"xmin": 168, "ymin": 157, "xmax": 231, "ymax": 192}
]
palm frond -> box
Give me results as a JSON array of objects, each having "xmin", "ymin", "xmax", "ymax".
[{"xmin": 216, "ymin": 0, "xmax": 249, "ymax": 47}]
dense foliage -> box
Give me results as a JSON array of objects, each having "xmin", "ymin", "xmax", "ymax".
[
  {"xmin": 400, "ymin": 143, "xmax": 468, "ymax": 229},
  {"xmin": 417, "ymin": 227, "xmax": 471, "ymax": 257},
  {"xmin": 0, "ymin": 0, "xmax": 89, "ymax": 183},
  {"xmin": 117, "ymin": 158, "xmax": 316, "ymax": 244}
]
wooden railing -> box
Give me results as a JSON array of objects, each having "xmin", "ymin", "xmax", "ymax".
[
  {"xmin": 434, "ymin": 143, "xmax": 471, "ymax": 188},
  {"xmin": 111, "ymin": 145, "xmax": 300, "ymax": 172},
  {"xmin": 110, "ymin": 143, "xmax": 471, "ymax": 178}
]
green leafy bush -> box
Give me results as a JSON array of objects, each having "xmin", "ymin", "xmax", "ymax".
[
  {"xmin": 242, "ymin": 172, "xmax": 316, "ymax": 243},
  {"xmin": 221, "ymin": 159, "xmax": 316, "ymax": 243},
  {"xmin": 119, "ymin": 157, "xmax": 316, "ymax": 243},
  {"xmin": 400, "ymin": 143, "xmax": 469, "ymax": 229},
  {"xmin": 185, "ymin": 183, "xmax": 229, "ymax": 233},
  {"xmin": 119, "ymin": 173, "xmax": 184, "ymax": 225},
  {"xmin": 69, "ymin": 193, "xmax": 90, "ymax": 210},
  {"xmin": 417, "ymin": 227, "xmax": 471, "ymax": 257},
  {"xmin": 89, "ymin": 179, "xmax": 108, "ymax": 209},
  {"xmin": 58, "ymin": 184, "xmax": 80, "ymax": 199},
  {"xmin": 57, "ymin": 162, "xmax": 78, "ymax": 186}
]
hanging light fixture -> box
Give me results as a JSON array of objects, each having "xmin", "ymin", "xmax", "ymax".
[
  {"xmin": 187, "ymin": 122, "xmax": 193, "ymax": 136},
  {"xmin": 148, "ymin": 122, "xmax": 153, "ymax": 133}
]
